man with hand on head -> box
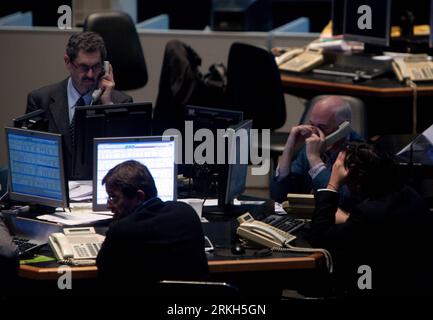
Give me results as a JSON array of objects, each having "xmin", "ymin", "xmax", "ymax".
[
  {"xmin": 26, "ymin": 32, "xmax": 132, "ymax": 178},
  {"xmin": 270, "ymin": 96, "xmax": 362, "ymax": 214},
  {"xmin": 312, "ymin": 142, "xmax": 433, "ymax": 298},
  {"xmin": 96, "ymin": 160, "xmax": 209, "ymax": 297}
]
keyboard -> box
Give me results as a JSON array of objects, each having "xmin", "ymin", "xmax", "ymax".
[
  {"xmin": 261, "ymin": 215, "xmax": 305, "ymax": 234},
  {"xmin": 313, "ymin": 64, "xmax": 386, "ymax": 79},
  {"xmin": 313, "ymin": 54, "xmax": 391, "ymax": 79},
  {"xmin": 13, "ymin": 237, "xmax": 43, "ymax": 257}
]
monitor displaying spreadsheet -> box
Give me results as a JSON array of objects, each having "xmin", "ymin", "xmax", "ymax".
[{"xmin": 93, "ymin": 136, "xmax": 177, "ymax": 211}]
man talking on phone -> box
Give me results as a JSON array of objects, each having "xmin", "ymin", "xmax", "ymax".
[
  {"xmin": 25, "ymin": 32, "xmax": 132, "ymax": 178},
  {"xmin": 270, "ymin": 96, "xmax": 362, "ymax": 212}
]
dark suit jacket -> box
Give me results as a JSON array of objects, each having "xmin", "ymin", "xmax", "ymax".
[
  {"xmin": 312, "ymin": 187, "xmax": 433, "ymax": 298},
  {"xmin": 96, "ymin": 198, "xmax": 209, "ymax": 296},
  {"xmin": 26, "ymin": 78, "xmax": 133, "ymax": 178}
]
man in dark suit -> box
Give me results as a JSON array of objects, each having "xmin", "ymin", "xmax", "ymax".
[
  {"xmin": 312, "ymin": 142, "xmax": 433, "ymax": 298},
  {"xmin": 26, "ymin": 32, "xmax": 132, "ymax": 178},
  {"xmin": 96, "ymin": 160, "xmax": 209, "ymax": 297}
]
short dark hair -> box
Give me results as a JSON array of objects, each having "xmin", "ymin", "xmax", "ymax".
[
  {"xmin": 102, "ymin": 160, "xmax": 158, "ymax": 200},
  {"xmin": 66, "ymin": 32, "xmax": 107, "ymax": 62},
  {"xmin": 344, "ymin": 142, "xmax": 402, "ymax": 198}
]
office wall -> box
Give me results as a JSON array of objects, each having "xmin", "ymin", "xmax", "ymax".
[{"xmin": 0, "ymin": 27, "xmax": 316, "ymax": 167}]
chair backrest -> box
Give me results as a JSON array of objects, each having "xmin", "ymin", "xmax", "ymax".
[
  {"xmin": 300, "ymin": 95, "xmax": 367, "ymax": 138},
  {"xmin": 226, "ymin": 42, "xmax": 286, "ymax": 130},
  {"xmin": 153, "ymin": 40, "xmax": 203, "ymax": 134},
  {"xmin": 84, "ymin": 11, "xmax": 148, "ymax": 90}
]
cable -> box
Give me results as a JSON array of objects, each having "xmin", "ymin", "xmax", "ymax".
[
  {"xmin": 407, "ymin": 79, "xmax": 418, "ymax": 135},
  {"xmin": 271, "ymin": 243, "xmax": 333, "ymax": 274}
]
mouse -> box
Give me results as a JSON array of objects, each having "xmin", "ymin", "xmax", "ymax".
[{"xmin": 231, "ymin": 244, "xmax": 246, "ymax": 255}]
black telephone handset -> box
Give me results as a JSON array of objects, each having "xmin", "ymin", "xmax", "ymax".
[{"xmin": 91, "ymin": 60, "xmax": 109, "ymax": 105}]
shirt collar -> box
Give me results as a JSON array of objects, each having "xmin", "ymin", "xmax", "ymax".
[{"xmin": 67, "ymin": 77, "xmax": 92, "ymax": 108}]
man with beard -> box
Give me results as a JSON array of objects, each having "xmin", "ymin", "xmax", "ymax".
[{"xmin": 26, "ymin": 32, "xmax": 132, "ymax": 178}]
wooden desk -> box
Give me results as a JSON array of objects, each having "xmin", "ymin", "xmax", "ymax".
[
  {"xmin": 19, "ymin": 251, "xmax": 324, "ymax": 280},
  {"xmin": 281, "ymin": 72, "xmax": 433, "ymax": 135}
]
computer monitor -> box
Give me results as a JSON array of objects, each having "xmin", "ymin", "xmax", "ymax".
[
  {"xmin": 72, "ymin": 102, "xmax": 153, "ymax": 180},
  {"xmin": 13, "ymin": 109, "xmax": 48, "ymax": 132},
  {"xmin": 184, "ymin": 105, "xmax": 244, "ymax": 130},
  {"xmin": 332, "ymin": 0, "xmax": 345, "ymax": 36},
  {"xmin": 343, "ymin": 0, "xmax": 391, "ymax": 46},
  {"xmin": 93, "ymin": 136, "xmax": 177, "ymax": 211},
  {"xmin": 179, "ymin": 105, "xmax": 244, "ymax": 178},
  {"xmin": 5, "ymin": 127, "xmax": 69, "ymax": 209},
  {"xmin": 218, "ymin": 119, "xmax": 253, "ymax": 208}
]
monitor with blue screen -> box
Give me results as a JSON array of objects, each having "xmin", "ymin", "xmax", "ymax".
[
  {"xmin": 93, "ymin": 136, "xmax": 177, "ymax": 211},
  {"xmin": 5, "ymin": 127, "xmax": 69, "ymax": 209}
]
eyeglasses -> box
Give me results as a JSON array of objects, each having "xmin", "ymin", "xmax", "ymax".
[
  {"xmin": 71, "ymin": 61, "xmax": 102, "ymax": 73},
  {"xmin": 107, "ymin": 195, "xmax": 120, "ymax": 204}
]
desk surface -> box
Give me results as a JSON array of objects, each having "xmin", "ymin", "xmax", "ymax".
[
  {"xmin": 19, "ymin": 250, "xmax": 324, "ymax": 280},
  {"xmin": 281, "ymin": 72, "xmax": 433, "ymax": 97}
]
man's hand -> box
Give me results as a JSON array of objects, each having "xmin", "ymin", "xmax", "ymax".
[
  {"xmin": 305, "ymin": 128, "xmax": 325, "ymax": 168},
  {"xmin": 99, "ymin": 62, "xmax": 115, "ymax": 105},
  {"xmin": 328, "ymin": 151, "xmax": 348, "ymax": 191},
  {"xmin": 277, "ymin": 125, "xmax": 316, "ymax": 178}
]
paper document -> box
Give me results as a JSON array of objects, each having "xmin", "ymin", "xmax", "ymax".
[
  {"xmin": 396, "ymin": 124, "xmax": 433, "ymax": 165},
  {"xmin": 69, "ymin": 180, "xmax": 93, "ymax": 201},
  {"xmin": 37, "ymin": 206, "xmax": 112, "ymax": 226}
]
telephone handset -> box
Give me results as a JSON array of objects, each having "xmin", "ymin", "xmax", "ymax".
[
  {"xmin": 236, "ymin": 213, "xmax": 296, "ymax": 248},
  {"xmin": 48, "ymin": 227, "xmax": 105, "ymax": 265},
  {"xmin": 91, "ymin": 60, "xmax": 110, "ymax": 104},
  {"xmin": 392, "ymin": 55, "xmax": 433, "ymax": 82},
  {"xmin": 323, "ymin": 120, "xmax": 351, "ymax": 148},
  {"xmin": 278, "ymin": 48, "xmax": 324, "ymax": 73},
  {"xmin": 237, "ymin": 213, "xmax": 334, "ymax": 273}
]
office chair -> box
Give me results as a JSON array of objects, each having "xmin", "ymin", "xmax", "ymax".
[
  {"xmin": 226, "ymin": 42, "xmax": 288, "ymax": 169},
  {"xmin": 300, "ymin": 95, "xmax": 367, "ymax": 139},
  {"xmin": 83, "ymin": 11, "xmax": 148, "ymax": 90},
  {"xmin": 156, "ymin": 280, "xmax": 240, "ymax": 301}
]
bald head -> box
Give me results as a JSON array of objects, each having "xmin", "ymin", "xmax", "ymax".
[{"xmin": 309, "ymin": 96, "xmax": 352, "ymax": 135}]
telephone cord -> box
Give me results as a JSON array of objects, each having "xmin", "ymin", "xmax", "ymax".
[{"xmin": 271, "ymin": 244, "xmax": 333, "ymax": 274}]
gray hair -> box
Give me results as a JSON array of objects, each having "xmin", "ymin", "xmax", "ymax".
[{"xmin": 334, "ymin": 99, "xmax": 352, "ymax": 124}]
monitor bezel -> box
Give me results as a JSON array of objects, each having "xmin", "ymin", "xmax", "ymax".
[
  {"xmin": 72, "ymin": 102, "xmax": 153, "ymax": 180},
  {"xmin": 184, "ymin": 105, "xmax": 244, "ymax": 127},
  {"xmin": 223, "ymin": 119, "xmax": 253, "ymax": 206},
  {"xmin": 5, "ymin": 127, "xmax": 69, "ymax": 209},
  {"xmin": 92, "ymin": 135, "xmax": 178, "ymax": 212},
  {"xmin": 342, "ymin": 0, "xmax": 391, "ymax": 47}
]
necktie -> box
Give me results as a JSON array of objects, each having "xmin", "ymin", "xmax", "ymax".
[{"xmin": 70, "ymin": 96, "xmax": 86, "ymax": 149}]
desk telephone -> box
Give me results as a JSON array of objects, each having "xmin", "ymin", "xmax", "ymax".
[
  {"xmin": 91, "ymin": 60, "xmax": 110, "ymax": 104},
  {"xmin": 48, "ymin": 227, "xmax": 105, "ymax": 265},
  {"xmin": 236, "ymin": 213, "xmax": 334, "ymax": 273},
  {"xmin": 237, "ymin": 213, "xmax": 297, "ymax": 248},
  {"xmin": 277, "ymin": 48, "xmax": 324, "ymax": 73},
  {"xmin": 392, "ymin": 55, "xmax": 433, "ymax": 82}
]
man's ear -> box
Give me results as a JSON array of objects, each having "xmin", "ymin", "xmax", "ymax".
[
  {"xmin": 64, "ymin": 54, "xmax": 71, "ymax": 70},
  {"xmin": 136, "ymin": 190, "xmax": 146, "ymax": 201}
]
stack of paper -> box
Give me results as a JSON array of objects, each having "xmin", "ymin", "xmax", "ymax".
[{"xmin": 69, "ymin": 181, "xmax": 93, "ymax": 201}]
